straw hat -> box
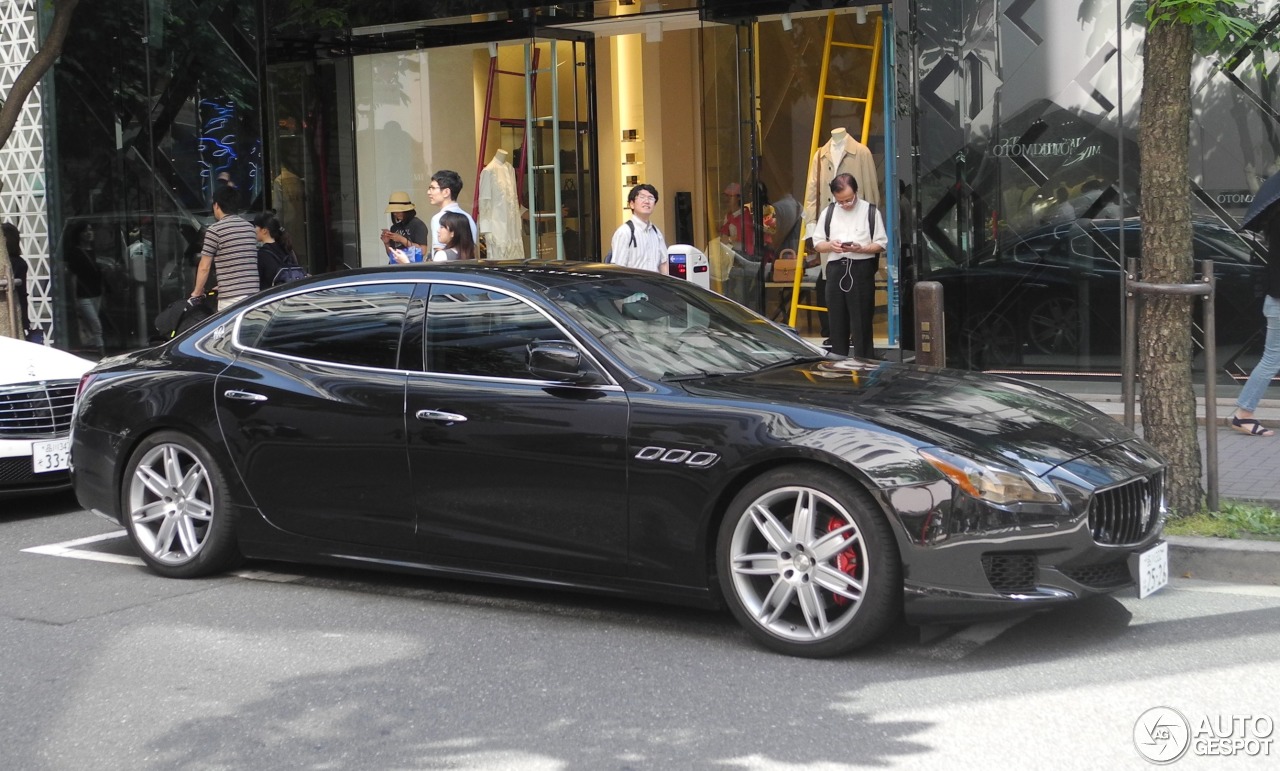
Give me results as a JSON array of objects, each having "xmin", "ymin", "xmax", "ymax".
[{"xmin": 385, "ymin": 191, "xmax": 415, "ymax": 213}]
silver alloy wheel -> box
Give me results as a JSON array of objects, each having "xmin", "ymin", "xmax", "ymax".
[
  {"xmin": 727, "ymin": 485, "xmax": 868, "ymax": 643},
  {"xmin": 126, "ymin": 443, "xmax": 215, "ymax": 565}
]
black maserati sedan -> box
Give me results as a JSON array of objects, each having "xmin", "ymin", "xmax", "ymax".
[{"xmin": 70, "ymin": 262, "xmax": 1167, "ymax": 657}]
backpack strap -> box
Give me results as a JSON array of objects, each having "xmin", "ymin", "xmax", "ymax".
[
  {"xmin": 821, "ymin": 201, "xmax": 836, "ymax": 240},
  {"xmin": 822, "ymin": 200, "xmax": 878, "ymax": 243},
  {"xmin": 626, "ymin": 220, "xmax": 636, "ymax": 248}
]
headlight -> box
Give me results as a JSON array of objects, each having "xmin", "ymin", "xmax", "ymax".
[{"xmin": 919, "ymin": 447, "xmax": 1060, "ymax": 505}]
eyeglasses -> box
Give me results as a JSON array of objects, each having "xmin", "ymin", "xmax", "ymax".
[
  {"xmin": 835, "ymin": 196, "xmax": 857, "ymax": 208},
  {"xmin": 428, "ymin": 184, "xmax": 441, "ymax": 191},
  {"xmin": 634, "ymin": 194, "xmax": 656, "ymax": 203}
]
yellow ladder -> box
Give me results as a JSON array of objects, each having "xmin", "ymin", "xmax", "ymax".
[{"xmin": 788, "ymin": 11, "xmax": 883, "ymax": 329}]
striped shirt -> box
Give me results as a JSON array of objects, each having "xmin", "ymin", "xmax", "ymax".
[{"xmin": 202, "ymin": 214, "xmax": 260, "ymax": 300}]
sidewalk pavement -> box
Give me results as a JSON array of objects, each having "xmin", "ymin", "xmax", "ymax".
[{"xmin": 1057, "ymin": 384, "xmax": 1280, "ymax": 586}]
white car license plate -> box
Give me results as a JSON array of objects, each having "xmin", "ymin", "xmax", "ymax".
[
  {"xmin": 1136, "ymin": 541, "xmax": 1168, "ymax": 599},
  {"xmin": 32, "ymin": 438, "xmax": 71, "ymax": 474}
]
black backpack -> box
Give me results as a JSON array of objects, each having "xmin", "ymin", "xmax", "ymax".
[{"xmin": 272, "ymin": 264, "xmax": 308, "ymax": 286}]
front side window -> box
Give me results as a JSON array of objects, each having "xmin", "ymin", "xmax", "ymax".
[
  {"xmin": 253, "ymin": 283, "xmax": 414, "ymax": 368},
  {"xmin": 426, "ymin": 284, "xmax": 572, "ymax": 378}
]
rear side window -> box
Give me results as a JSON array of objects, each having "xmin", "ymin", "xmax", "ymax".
[
  {"xmin": 253, "ymin": 283, "xmax": 414, "ymax": 369},
  {"xmin": 426, "ymin": 283, "xmax": 571, "ymax": 378}
]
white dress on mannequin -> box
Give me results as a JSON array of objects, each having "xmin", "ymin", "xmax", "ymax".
[{"xmin": 478, "ymin": 149, "xmax": 525, "ymax": 260}]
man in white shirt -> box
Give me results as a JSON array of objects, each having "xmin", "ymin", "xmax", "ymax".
[
  {"xmin": 610, "ymin": 183, "xmax": 669, "ymax": 274},
  {"xmin": 427, "ymin": 170, "xmax": 478, "ymax": 254},
  {"xmin": 811, "ymin": 173, "xmax": 888, "ymax": 358}
]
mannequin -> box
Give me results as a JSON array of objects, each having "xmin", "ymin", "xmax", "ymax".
[
  {"xmin": 829, "ymin": 128, "xmax": 848, "ymax": 171},
  {"xmin": 803, "ymin": 126, "xmax": 880, "ymax": 227},
  {"xmin": 478, "ymin": 148, "xmax": 525, "ymax": 260}
]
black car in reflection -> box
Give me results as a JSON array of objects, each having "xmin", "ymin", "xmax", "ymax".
[
  {"xmin": 71, "ymin": 262, "xmax": 1166, "ymax": 657},
  {"xmin": 931, "ymin": 218, "xmax": 1266, "ymax": 370}
]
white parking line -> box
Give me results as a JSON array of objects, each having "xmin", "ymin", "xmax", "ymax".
[
  {"xmin": 21, "ymin": 531, "xmax": 142, "ymax": 566},
  {"xmin": 21, "ymin": 531, "xmax": 302, "ymax": 582}
]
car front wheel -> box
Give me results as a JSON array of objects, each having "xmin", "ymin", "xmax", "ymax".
[
  {"xmin": 716, "ymin": 466, "xmax": 900, "ymax": 657},
  {"xmin": 121, "ymin": 431, "xmax": 241, "ymax": 578}
]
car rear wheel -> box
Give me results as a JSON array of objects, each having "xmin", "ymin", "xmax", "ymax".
[
  {"xmin": 121, "ymin": 431, "xmax": 241, "ymax": 578},
  {"xmin": 716, "ymin": 466, "xmax": 900, "ymax": 657}
]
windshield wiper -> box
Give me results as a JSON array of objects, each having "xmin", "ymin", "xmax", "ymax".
[
  {"xmin": 660, "ymin": 370, "xmax": 751, "ymax": 382},
  {"xmin": 757, "ymin": 354, "xmax": 830, "ymax": 372}
]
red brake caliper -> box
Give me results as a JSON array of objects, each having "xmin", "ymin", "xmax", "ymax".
[{"xmin": 827, "ymin": 517, "xmax": 859, "ymax": 606}]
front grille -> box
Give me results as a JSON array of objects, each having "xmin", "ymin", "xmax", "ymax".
[
  {"xmin": 981, "ymin": 553, "xmax": 1038, "ymax": 593},
  {"xmin": 0, "ymin": 380, "xmax": 78, "ymax": 438},
  {"xmin": 0, "ymin": 456, "xmax": 69, "ymax": 487},
  {"xmin": 1060, "ymin": 561, "xmax": 1132, "ymax": 589},
  {"xmin": 1089, "ymin": 474, "xmax": 1162, "ymax": 545}
]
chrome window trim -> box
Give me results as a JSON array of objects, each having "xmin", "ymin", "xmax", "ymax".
[{"xmin": 223, "ymin": 276, "xmax": 624, "ymax": 389}]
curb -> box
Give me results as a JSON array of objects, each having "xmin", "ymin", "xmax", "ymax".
[{"xmin": 1167, "ymin": 535, "xmax": 1280, "ymax": 586}]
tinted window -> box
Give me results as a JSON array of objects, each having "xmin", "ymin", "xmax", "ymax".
[
  {"xmin": 237, "ymin": 303, "xmax": 274, "ymax": 348},
  {"xmin": 254, "ymin": 283, "xmax": 414, "ymax": 368},
  {"xmin": 426, "ymin": 284, "xmax": 570, "ymax": 378}
]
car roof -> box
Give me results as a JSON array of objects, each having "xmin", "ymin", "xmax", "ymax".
[{"xmin": 335, "ymin": 260, "xmax": 649, "ymax": 292}]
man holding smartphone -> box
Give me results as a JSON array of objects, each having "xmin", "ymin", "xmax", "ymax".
[{"xmin": 810, "ymin": 173, "xmax": 887, "ymax": 358}]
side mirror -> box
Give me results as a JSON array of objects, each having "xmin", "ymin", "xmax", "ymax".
[{"xmin": 527, "ymin": 341, "xmax": 602, "ymax": 385}]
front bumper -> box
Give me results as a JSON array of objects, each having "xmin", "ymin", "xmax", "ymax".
[
  {"xmin": 0, "ymin": 439, "xmax": 72, "ymax": 497},
  {"xmin": 884, "ymin": 442, "xmax": 1166, "ymax": 624}
]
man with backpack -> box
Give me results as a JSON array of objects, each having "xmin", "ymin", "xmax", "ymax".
[
  {"xmin": 810, "ymin": 173, "xmax": 887, "ymax": 359},
  {"xmin": 609, "ymin": 183, "xmax": 669, "ymax": 274}
]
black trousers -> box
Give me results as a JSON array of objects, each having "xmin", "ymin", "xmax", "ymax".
[{"xmin": 825, "ymin": 258, "xmax": 878, "ymax": 358}]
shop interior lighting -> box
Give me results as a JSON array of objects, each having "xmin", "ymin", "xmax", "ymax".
[
  {"xmin": 781, "ymin": 14, "xmax": 793, "ymax": 31},
  {"xmin": 857, "ymin": 8, "xmax": 868, "ymax": 24},
  {"xmin": 487, "ymin": 42, "xmax": 497, "ymax": 58}
]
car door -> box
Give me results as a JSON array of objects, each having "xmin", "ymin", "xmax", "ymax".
[
  {"xmin": 215, "ymin": 282, "xmax": 416, "ymax": 548},
  {"xmin": 404, "ymin": 281, "xmax": 630, "ymax": 575}
]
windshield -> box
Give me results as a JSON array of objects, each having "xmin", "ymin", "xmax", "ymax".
[{"xmin": 549, "ymin": 275, "xmax": 822, "ymax": 380}]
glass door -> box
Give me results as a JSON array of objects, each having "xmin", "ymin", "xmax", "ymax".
[
  {"xmin": 701, "ymin": 20, "xmax": 762, "ymax": 311},
  {"xmin": 511, "ymin": 33, "xmax": 596, "ymax": 261}
]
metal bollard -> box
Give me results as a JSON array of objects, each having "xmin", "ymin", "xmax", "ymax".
[{"xmin": 914, "ymin": 281, "xmax": 946, "ymax": 368}]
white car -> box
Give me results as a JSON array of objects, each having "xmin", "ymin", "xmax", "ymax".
[{"xmin": 0, "ymin": 336, "xmax": 95, "ymax": 497}]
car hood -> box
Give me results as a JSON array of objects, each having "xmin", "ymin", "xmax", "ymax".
[
  {"xmin": 683, "ymin": 358, "xmax": 1140, "ymax": 476},
  {"xmin": 0, "ymin": 336, "xmax": 95, "ymax": 387}
]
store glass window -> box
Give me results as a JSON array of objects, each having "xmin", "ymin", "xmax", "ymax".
[{"xmin": 49, "ymin": 0, "xmax": 261, "ymax": 357}]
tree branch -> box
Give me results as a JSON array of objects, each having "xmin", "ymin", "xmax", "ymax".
[{"xmin": 0, "ymin": 0, "xmax": 81, "ymax": 152}]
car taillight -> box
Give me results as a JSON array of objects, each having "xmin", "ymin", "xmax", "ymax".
[{"xmin": 75, "ymin": 372, "xmax": 98, "ymax": 402}]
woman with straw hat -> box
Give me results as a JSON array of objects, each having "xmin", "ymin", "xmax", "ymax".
[{"xmin": 380, "ymin": 191, "xmax": 430, "ymax": 263}]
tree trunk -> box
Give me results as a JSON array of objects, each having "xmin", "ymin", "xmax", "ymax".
[
  {"xmin": 0, "ymin": 0, "xmax": 80, "ymax": 151},
  {"xmin": 0, "ymin": 240, "xmax": 17, "ymax": 339},
  {"xmin": 1139, "ymin": 15, "xmax": 1201, "ymax": 516}
]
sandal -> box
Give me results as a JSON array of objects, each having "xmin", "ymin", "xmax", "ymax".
[{"xmin": 1229, "ymin": 416, "xmax": 1275, "ymax": 437}]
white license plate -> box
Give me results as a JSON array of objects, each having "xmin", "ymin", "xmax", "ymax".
[
  {"xmin": 32, "ymin": 438, "xmax": 71, "ymax": 474},
  {"xmin": 1136, "ymin": 541, "xmax": 1169, "ymax": 599}
]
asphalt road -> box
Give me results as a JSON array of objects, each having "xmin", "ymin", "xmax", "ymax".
[{"xmin": 2, "ymin": 492, "xmax": 1277, "ymax": 770}]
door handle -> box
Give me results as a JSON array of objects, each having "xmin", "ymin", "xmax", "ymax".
[
  {"xmin": 415, "ymin": 409, "xmax": 468, "ymax": 424},
  {"xmin": 223, "ymin": 390, "xmax": 268, "ymax": 402}
]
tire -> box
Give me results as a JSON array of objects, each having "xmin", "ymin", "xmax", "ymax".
[
  {"xmin": 120, "ymin": 430, "xmax": 242, "ymax": 578},
  {"xmin": 1027, "ymin": 296, "xmax": 1080, "ymax": 355},
  {"xmin": 715, "ymin": 465, "xmax": 901, "ymax": 658},
  {"xmin": 956, "ymin": 311, "xmax": 1019, "ymax": 369}
]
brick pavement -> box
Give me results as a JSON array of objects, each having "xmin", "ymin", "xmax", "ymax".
[{"xmin": 1068, "ymin": 392, "xmax": 1280, "ymax": 505}]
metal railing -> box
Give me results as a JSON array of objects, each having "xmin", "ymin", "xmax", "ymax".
[{"xmin": 1121, "ymin": 258, "xmax": 1218, "ymax": 511}]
